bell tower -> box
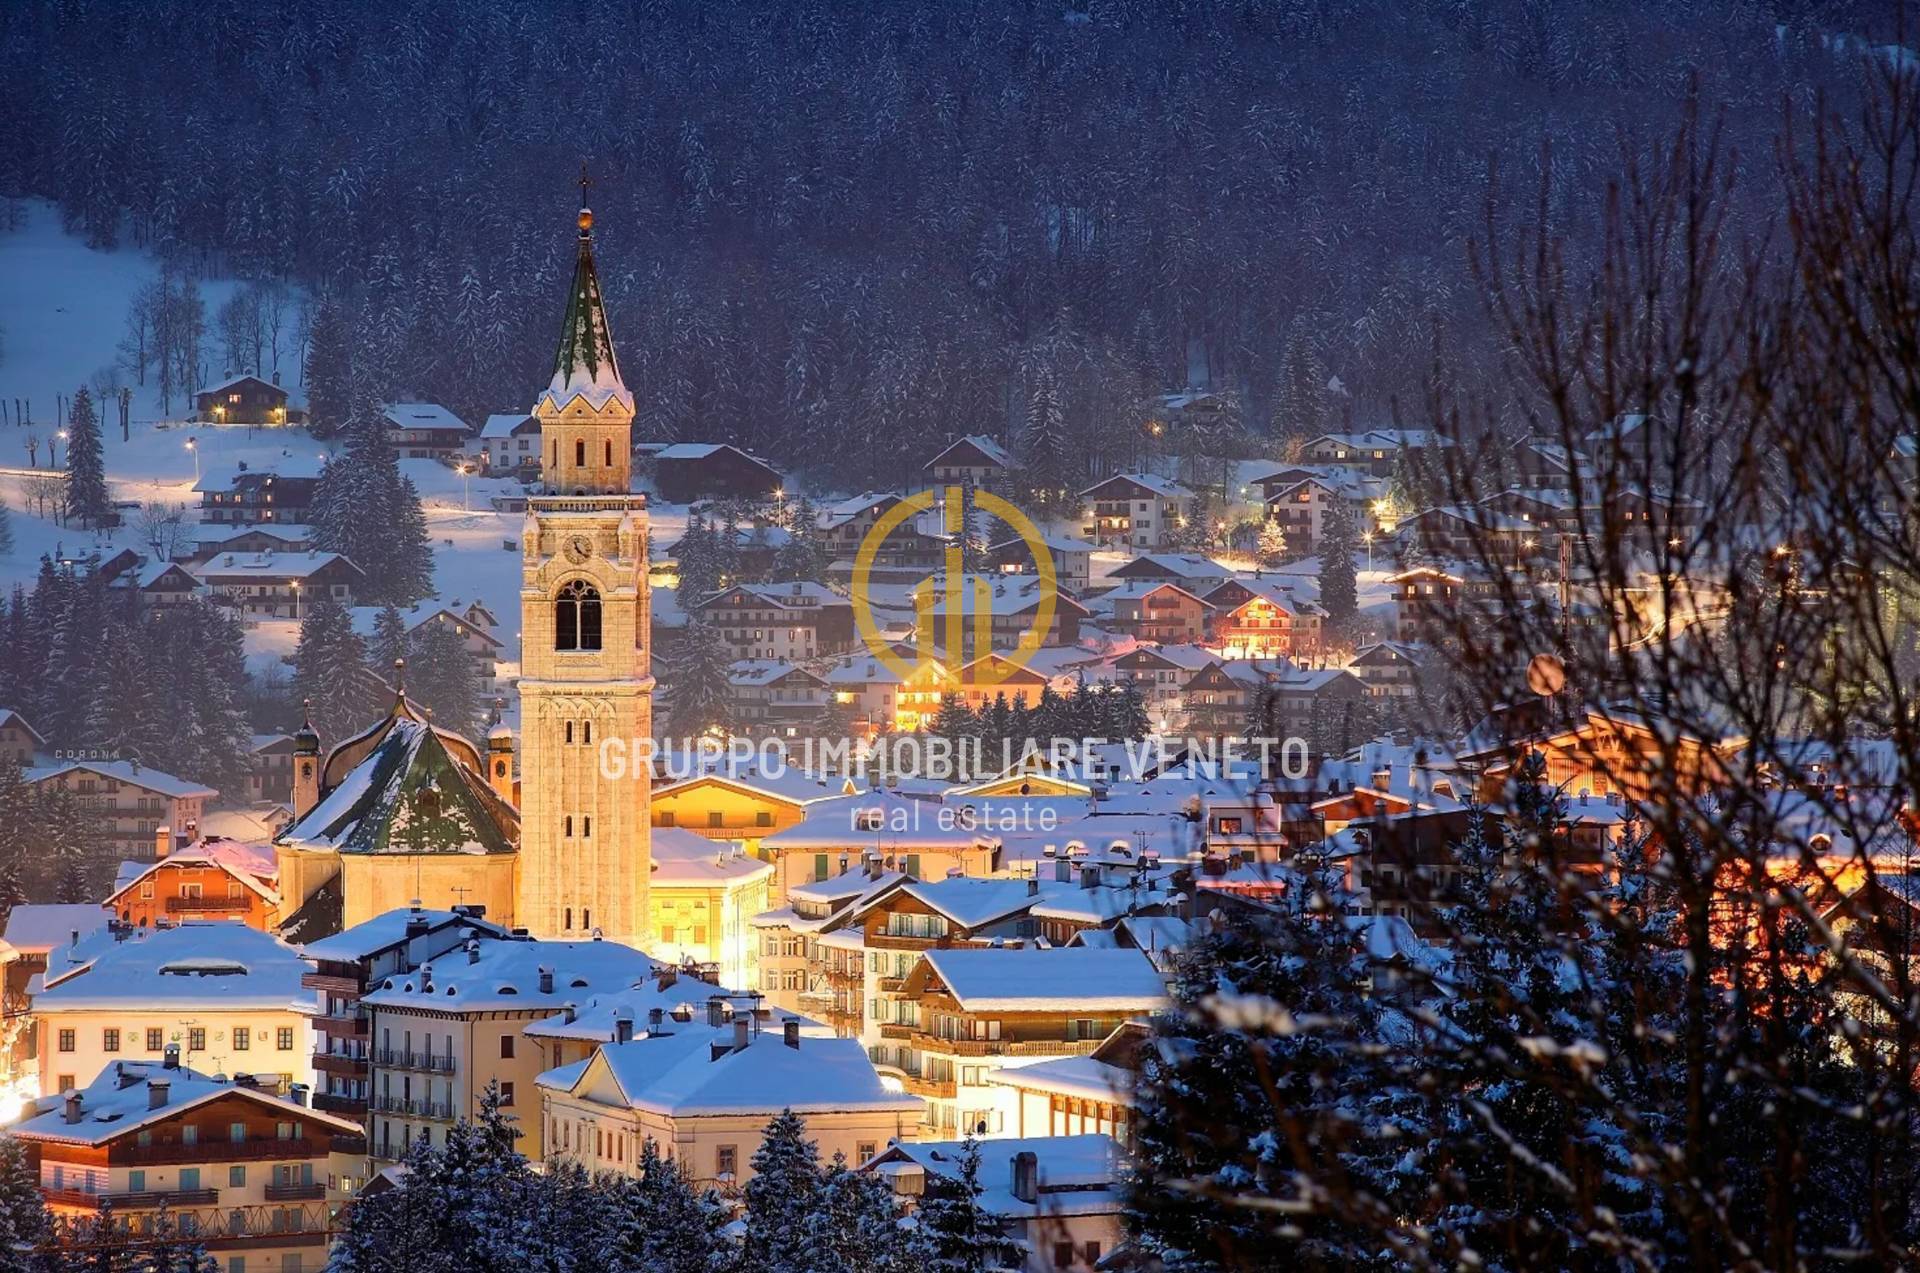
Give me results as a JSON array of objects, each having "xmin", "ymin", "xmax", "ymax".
[{"xmin": 515, "ymin": 175, "xmax": 653, "ymax": 949}]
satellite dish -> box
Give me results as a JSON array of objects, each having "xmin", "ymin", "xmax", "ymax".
[{"xmin": 1526, "ymin": 653, "xmax": 1567, "ymax": 697}]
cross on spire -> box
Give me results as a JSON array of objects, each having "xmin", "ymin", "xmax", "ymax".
[{"xmin": 579, "ymin": 161, "xmax": 592, "ymax": 205}]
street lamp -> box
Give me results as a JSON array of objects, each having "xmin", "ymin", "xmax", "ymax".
[
  {"xmin": 290, "ymin": 579, "xmax": 301, "ymax": 623},
  {"xmin": 773, "ymin": 487, "xmax": 787, "ymax": 528},
  {"xmin": 456, "ymin": 462, "xmax": 473, "ymax": 512},
  {"xmin": 52, "ymin": 430, "xmax": 67, "ymax": 468},
  {"xmin": 1362, "ymin": 528, "xmax": 1375, "ymax": 571},
  {"xmin": 186, "ymin": 437, "xmax": 199, "ymax": 483}
]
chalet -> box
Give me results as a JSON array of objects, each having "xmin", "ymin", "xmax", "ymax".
[
  {"xmin": 913, "ymin": 574, "xmax": 1088, "ymax": 664},
  {"xmin": 817, "ymin": 492, "xmax": 906, "ymax": 560},
  {"xmin": 1482, "ymin": 486, "xmax": 1581, "ymax": 534},
  {"xmin": 1390, "ymin": 562, "xmax": 1500, "ymax": 643},
  {"xmin": 1078, "ymin": 474, "xmax": 1193, "ymax": 551},
  {"xmin": 11, "ymin": 1059, "xmax": 358, "ymax": 1270},
  {"xmin": 725, "ymin": 661, "xmax": 830, "ymax": 738},
  {"xmin": 1457, "ymin": 703, "xmax": 1745, "ymax": 806},
  {"xmin": 650, "ymin": 751, "xmax": 853, "ymax": 856},
  {"xmin": 1396, "ymin": 505, "xmax": 1541, "ymax": 565},
  {"xmin": 1512, "ymin": 438, "xmax": 1591, "ymax": 490},
  {"xmin": 649, "ymin": 443, "xmax": 782, "ymax": 503},
  {"xmin": 187, "ymin": 526, "xmax": 311, "ymax": 563},
  {"xmin": 924, "ymin": 434, "xmax": 1018, "ymax": 492},
  {"xmin": 1181, "ymin": 660, "xmax": 1248, "ymax": 739},
  {"xmin": 1108, "ymin": 645, "xmax": 1218, "ymax": 732},
  {"xmin": 694, "ymin": 582, "xmax": 857, "ymax": 663},
  {"xmin": 194, "ymin": 457, "xmax": 325, "ymax": 526},
  {"xmin": 954, "ymin": 654, "xmax": 1052, "ymax": 712},
  {"xmin": 986, "ymin": 531, "xmax": 1094, "ymax": 594},
  {"xmin": 0, "ymin": 708, "xmax": 46, "ymax": 766},
  {"xmin": 192, "ymin": 373, "xmax": 299, "ymax": 425},
  {"xmin": 1101, "ymin": 553, "xmax": 1230, "ymax": 596},
  {"xmin": 381, "ymin": 402, "xmax": 469, "ymax": 459},
  {"xmin": 475, "ymin": 412, "xmax": 540, "ymax": 476},
  {"xmin": 1301, "ymin": 428, "xmax": 1450, "ymax": 477},
  {"xmin": 1246, "ymin": 667, "xmax": 1370, "ymax": 746},
  {"xmin": 25, "ymin": 759, "xmax": 215, "ymax": 863},
  {"xmin": 348, "ymin": 601, "xmax": 503, "ymax": 694},
  {"xmin": 988, "ymin": 1020, "xmax": 1146, "ymax": 1145},
  {"xmin": 191, "ymin": 552, "xmax": 366, "ymax": 617},
  {"xmin": 883, "ymin": 947, "xmax": 1168, "ymax": 1140},
  {"xmin": 117, "ymin": 560, "xmax": 202, "ymax": 611},
  {"xmin": 1348, "ymin": 640, "xmax": 1429, "ymax": 698},
  {"xmin": 1099, "ymin": 581, "xmax": 1213, "ymax": 646},
  {"xmin": 1204, "ymin": 577, "xmax": 1324, "ymax": 658},
  {"xmin": 756, "ymin": 791, "xmax": 1003, "ymax": 901},
  {"xmin": 248, "ymin": 733, "xmax": 296, "ymax": 804},
  {"xmin": 106, "ymin": 837, "xmax": 281, "ymax": 930},
  {"xmin": 1262, "ymin": 470, "xmax": 1386, "ymax": 558}
]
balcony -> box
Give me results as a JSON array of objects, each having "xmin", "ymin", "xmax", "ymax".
[
  {"xmin": 899, "ymin": 1073, "xmax": 957, "ymax": 1100},
  {"xmin": 45, "ymin": 1187, "xmax": 218, "ymax": 1210},
  {"xmin": 263, "ymin": 1182, "xmax": 328, "ymax": 1202},
  {"xmin": 312, "ymin": 1052, "xmax": 368, "ymax": 1076},
  {"xmin": 165, "ymin": 895, "xmax": 250, "ymax": 914},
  {"xmin": 878, "ymin": 1024, "xmax": 915, "ymax": 1041},
  {"xmin": 877, "ymin": 976, "xmax": 906, "ymax": 993},
  {"xmin": 329, "ymin": 1133, "xmax": 367, "ymax": 1155},
  {"xmin": 113, "ymin": 1137, "xmax": 324, "ymax": 1166},
  {"xmin": 315, "ymin": 1012, "xmax": 368, "ymax": 1038},
  {"xmin": 301, "ymin": 971, "xmax": 361, "ymax": 995},
  {"xmin": 903, "ymin": 1032, "xmax": 1103, "ymax": 1060}
]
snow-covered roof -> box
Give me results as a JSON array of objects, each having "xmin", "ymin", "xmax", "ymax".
[
  {"xmin": 524, "ymin": 978, "xmax": 821, "ymax": 1043},
  {"xmin": 191, "ymin": 455, "xmax": 327, "ymax": 493},
  {"xmin": 189, "ymin": 550, "xmax": 361, "ymax": 582},
  {"xmin": 539, "ymin": 1026, "xmax": 920, "ymax": 1119},
  {"xmin": 926, "ymin": 434, "xmax": 1015, "ymax": 470},
  {"xmin": 107, "ymin": 838, "xmax": 279, "ymax": 907},
  {"xmin": 919, "ymin": 947, "xmax": 1168, "ymax": 1013},
  {"xmin": 985, "ymin": 1053, "xmax": 1134, "ymax": 1105},
  {"xmin": 1079, "ymin": 472, "xmax": 1190, "ymax": 500},
  {"xmin": 1, "ymin": 903, "xmax": 108, "ymax": 957},
  {"xmin": 864, "ymin": 1134, "xmax": 1128, "ymax": 1219},
  {"xmin": 875, "ymin": 877, "xmax": 1060, "ymax": 931},
  {"xmin": 650, "ymin": 826, "xmax": 774, "ymax": 886},
  {"xmin": 25, "ymin": 759, "xmax": 215, "ymax": 800},
  {"xmin": 725, "ymin": 659, "xmax": 825, "ymax": 689},
  {"xmin": 479, "ymin": 412, "xmax": 538, "ymax": 439},
  {"xmin": 360, "ymin": 936, "xmax": 660, "ymax": 1014},
  {"xmin": 0, "ymin": 708, "xmax": 44, "ymax": 743},
  {"xmin": 10, "ymin": 1060, "xmax": 358, "ymax": 1145},
  {"xmin": 760, "ymin": 792, "xmax": 998, "ymax": 851},
  {"xmin": 34, "ymin": 922, "xmax": 314, "ymax": 1014},
  {"xmin": 381, "ymin": 402, "xmax": 468, "ymax": 434},
  {"xmin": 299, "ymin": 905, "xmax": 508, "ymax": 964}
]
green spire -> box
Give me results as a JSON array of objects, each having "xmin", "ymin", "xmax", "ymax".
[{"xmin": 543, "ymin": 170, "xmax": 629, "ymax": 410}]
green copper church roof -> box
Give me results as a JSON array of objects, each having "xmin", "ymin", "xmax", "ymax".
[{"xmin": 541, "ymin": 206, "xmax": 633, "ymax": 413}]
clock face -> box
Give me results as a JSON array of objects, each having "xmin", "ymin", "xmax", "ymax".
[{"xmin": 564, "ymin": 535, "xmax": 594, "ymax": 564}]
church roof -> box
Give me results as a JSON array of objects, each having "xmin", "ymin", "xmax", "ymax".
[
  {"xmin": 538, "ymin": 205, "xmax": 632, "ymax": 414},
  {"xmin": 277, "ymin": 714, "xmax": 518, "ymax": 857}
]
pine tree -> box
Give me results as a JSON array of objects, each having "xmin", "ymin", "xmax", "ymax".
[
  {"xmin": 915, "ymin": 1134, "xmax": 1024, "ymax": 1273},
  {"xmin": 676, "ymin": 514, "xmax": 723, "ymax": 601},
  {"xmin": 66, "ymin": 1194, "xmax": 135, "ymax": 1273},
  {"xmin": 814, "ymin": 1152, "xmax": 914, "ymax": 1272},
  {"xmin": 312, "ymin": 409, "xmax": 435, "ymax": 606},
  {"xmin": 0, "ymin": 760, "xmax": 32, "ymax": 925},
  {"xmin": 666, "ymin": 613, "xmax": 735, "ymax": 738},
  {"xmin": 1318, "ymin": 497, "xmax": 1358, "ymax": 644},
  {"xmin": 368, "ymin": 603, "xmax": 410, "ymax": 671},
  {"xmin": 64, "ymin": 387, "xmax": 110, "ymax": 529},
  {"xmin": 86, "ymin": 620, "xmax": 163, "ymax": 765},
  {"xmin": 1023, "ymin": 367, "xmax": 1070, "ymax": 514},
  {"xmin": 293, "ymin": 597, "xmax": 379, "ymax": 742},
  {"xmin": 0, "ymin": 499, "xmax": 14, "ymax": 557},
  {"xmin": 0, "ymin": 1135, "xmax": 54, "ymax": 1273},
  {"xmin": 407, "ymin": 617, "xmax": 481, "ymax": 736},
  {"xmin": 612, "ymin": 1140, "xmax": 730, "ymax": 1273},
  {"xmin": 1256, "ymin": 519, "xmax": 1288, "ymax": 570},
  {"xmin": 137, "ymin": 1204, "xmax": 219, "ymax": 1273},
  {"xmin": 742, "ymin": 1109, "xmax": 828, "ymax": 1272},
  {"xmin": 42, "ymin": 787, "xmax": 98, "ymax": 902},
  {"xmin": 303, "ymin": 298, "xmax": 352, "ymax": 438}
]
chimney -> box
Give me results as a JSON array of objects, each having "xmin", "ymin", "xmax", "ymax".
[
  {"xmin": 69, "ymin": 929, "xmax": 80, "ymax": 950},
  {"xmin": 1080, "ymin": 865, "xmax": 1098, "ymax": 890},
  {"xmin": 733, "ymin": 1015, "xmax": 750, "ymax": 1053},
  {"xmin": 1055, "ymin": 858, "xmax": 1072, "ymax": 884},
  {"xmin": 1027, "ymin": 876, "xmax": 1039, "ymax": 897},
  {"xmin": 656, "ymin": 967, "xmax": 678, "ymax": 992},
  {"xmin": 706, "ymin": 999, "xmax": 725, "ymax": 1028},
  {"xmin": 614, "ymin": 1011, "xmax": 634, "ymax": 1044},
  {"xmin": 838, "ymin": 853, "xmax": 850, "ymax": 876},
  {"xmin": 419, "ymin": 965, "xmax": 433, "ymax": 993},
  {"xmin": 155, "ymin": 825, "xmax": 172, "ymax": 859},
  {"xmin": 466, "ymin": 938, "xmax": 481, "ymax": 965},
  {"xmin": 405, "ymin": 909, "xmax": 431, "ymax": 940},
  {"xmin": 289, "ymin": 1083, "xmax": 310, "ymax": 1107},
  {"xmin": 560, "ymin": 1002, "xmax": 577, "ymax": 1025},
  {"xmin": 711, "ymin": 1039, "xmax": 732, "ymax": 1063},
  {"xmin": 537, "ymin": 966, "xmax": 554, "ymax": 994},
  {"xmin": 234, "ymin": 1073, "xmax": 257, "ymax": 1089},
  {"xmin": 1012, "ymin": 1150, "xmax": 1039, "ymax": 1204},
  {"xmin": 63, "ymin": 1091, "xmax": 83, "ymax": 1124},
  {"xmin": 783, "ymin": 1019, "xmax": 800, "ymax": 1050},
  {"xmin": 163, "ymin": 1043, "xmax": 181, "ymax": 1070}
]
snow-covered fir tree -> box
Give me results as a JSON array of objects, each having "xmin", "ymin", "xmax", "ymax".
[
  {"xmin": 815, "ymin": 1152, "xmax": 917, "ymax": 1272},
  {"xmin": 0, "ymin": 760, "xmax": 31, "ymax": 924},
  {"xmin": 0, "ymin": 1135, "xmax": 53, "ymax": 1273},
  {"xmin": 742, "ymin": 1109, "xmax": 830, "ymax": 1272},
  {"xmin": 1256, "ymin": 518, "xmax": 1288, "ymax": 570},
  {"xmin": 610, "ymin": 1139, "xmax": 730, "ymax": 1273},
  {"xmin": 405, "ymin": 618, "xmax": 481, "ymax": 736},
  {"xmin": 303, "ymin": 298, "xmax": 353, "ymax": 438},
  {"xmin": 63, "ymin": 386, "xmax": 110, "ymax": 529},
  {"xmin": 1318, "ymin": 497, "xmax": 1358, "ymax": 644},
  {"xmin": 914, "ymin": 1134, "xmax": 1024, "ymax": 1272},
  {"xmin": 311, "ymin": 407, "xmax": 434, "ymax": 606},
  {"xmin": 293, "ymin": 597, "xmax": 380, "ymax": 742},
  {"xmin": 664, "ymin": 613, "xmax": 735, "ymax": 739},
  {"xmin": 367, "ymin": 603, "xmax": 409, "ymax": 672}
]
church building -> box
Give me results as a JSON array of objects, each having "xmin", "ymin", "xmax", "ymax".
[{"xmin": 274, "ymin": 193, "xmax": 654, "ymax": 949}]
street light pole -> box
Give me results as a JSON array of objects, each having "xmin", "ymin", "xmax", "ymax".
[
  {"xmin": 186, "ymin": 437, "xmax": 199, "ymax": 483},
  {"xmin": 291, "ymin": 580, "xmax": 301, "ymax": 624}
]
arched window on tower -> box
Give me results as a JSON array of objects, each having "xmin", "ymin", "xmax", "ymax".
[
  {"xmin": 554, "ymin": 581, "xmax": 602, "ymax": 651},
  {"xmin": 604, "ymin": 440, "xmax": 613, "ymax": 467},
  {"xmin": 575, "ymin": 439, "xmax": 586, "ymax": 467}
]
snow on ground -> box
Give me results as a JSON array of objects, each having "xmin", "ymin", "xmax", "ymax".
[{"xmin": 0, "ymin": 200, "xmax": 267, "ymax": 425}]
